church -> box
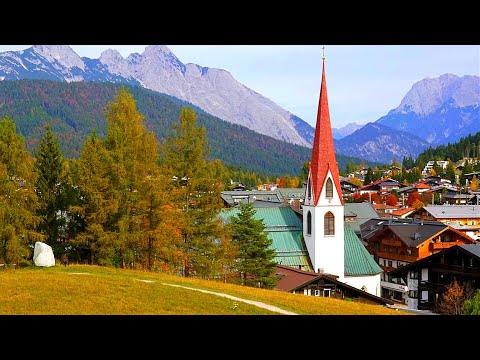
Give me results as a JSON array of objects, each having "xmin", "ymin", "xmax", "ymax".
[
  {"xmin": 300, "ymin": 55, "xmax": 382, "ymax": 296},
  {"xmin": 221, "ymin": 55, "xmax": 383, "ymax": 298}
]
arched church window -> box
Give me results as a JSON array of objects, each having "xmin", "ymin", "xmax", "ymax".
[
  {"xmin": 324, "ymin": 211, "xmax": 334, "ymax": 235},
  {"xmin": 326, "ymin": 178, "xmax": 333, "ymax": 198},
  {"xmin": 307, "ymin": 178, "xmax": 312, "ymax": 200},
  {"xmin": 307, "ymin": 211, "xmax": 312, "ymax": 235}
]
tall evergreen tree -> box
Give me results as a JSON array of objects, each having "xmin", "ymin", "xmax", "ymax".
[
  {"xmin": 0, "ymin": 117, "xmax": 43, "ymax": 265},
  {"xmin": 364, "ymin": 167, "xmax": 373, "ymax": 184},
  {"xmin": 229, "ymin": 202, "xmax": 277, "ymax": 289},
  {"xmin": 445, "ymin": 160, "xmax": 457, "ymax": 184},
  {"xmin": 161, "ymin": 106, "xmax": 225, "ymax": 278},
  {"xmin": 34, "ymin": 124, "xmax": 69, "ymax": 254}
]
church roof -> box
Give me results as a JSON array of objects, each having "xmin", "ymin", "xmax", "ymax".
[
  {"xmin": 309, "ymin": 59, "xmax": 343, "ymax": 206},
  {"xmin": 344, "ymin": 224, "xmax": 383, "ymax": 276},
  {"xmin": 219, "ymin": 207, "xmax": 313, "ymax": 271}
]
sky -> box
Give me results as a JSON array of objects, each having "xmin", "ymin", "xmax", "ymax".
[{"xmin": 0, "ymin": 45, "xmax": 479, "ymax": 129}]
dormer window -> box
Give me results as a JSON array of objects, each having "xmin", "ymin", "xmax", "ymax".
[{"xmin": 326, "ymin": 178, "xmax": 333, "ymax": 198}]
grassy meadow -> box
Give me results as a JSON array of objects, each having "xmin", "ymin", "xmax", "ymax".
[{"xmin": 0, "ymin": 264, "xmax": 409, "ymax": 315}]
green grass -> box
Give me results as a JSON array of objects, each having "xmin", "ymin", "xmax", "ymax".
[{"xmin": 0, "ymin": 265, "xmax": 409, "ymax": 315}]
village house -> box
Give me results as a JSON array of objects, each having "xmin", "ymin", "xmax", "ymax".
[
  {"xmin": 389, "ymin": 244, "xmax": 480, "ymax": 312},
  {"xmin": 274, "ymin": 264, "xmax": 393, "ymax": 306},
  {"xmin": 411, "ymin": 205, "xmax": 480, "ymax": 240},
  {"xmin": 358, "ymin": 178, "xmax": 404, "ymax": 196},
  {"xmin": 360, "ymin": 218, "xmax": 476, "ymax": 303}
]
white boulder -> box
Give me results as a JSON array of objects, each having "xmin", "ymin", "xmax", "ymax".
[{"xmin": 33, "ymin": 242, "xmax": 55, "ymax": 267}]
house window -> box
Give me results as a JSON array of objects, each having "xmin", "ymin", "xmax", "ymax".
[
  {"xmin": 388, "ymin": 260, "xmax": 392, "ymax": 267},
  {"xmin": 307, "ymin": 211, "xmax": 312, "ymax": 235},
  {"xmin": 326, "ymin": 178, "xmax": 333, "ymax": 198},
  {"xmin": 324, "ymin": 212, "xmax": 334, "ymax": 235},
  {"xmin": 323, "ymin": 289, "xmax": 331, "ymax": 297},
  {"xmin": 314, "ymin": 289, "xmax": 320, "ymax": 296},
  {"xmin": 469, "ymin": 258, "xmax": 475, "ymax": 267},
  {"xmin": 408, "ymin": 290, "xmax": 418, "ymax": 298},
  {"xmin": 303, "ymin": 289, "xmax": 308, "ymax": 295},
  {"xmin": 409, "ymin": 271, "xmax": 419, "ymax": 279}
]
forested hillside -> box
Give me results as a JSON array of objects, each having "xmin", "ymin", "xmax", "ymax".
[
  {"xmin": 416, "ymin": 131, "xmax": 480, "ymax": 164},
  {"xmin": 0, "ymin": 80, "xmax": 376, "ymax": 176}
]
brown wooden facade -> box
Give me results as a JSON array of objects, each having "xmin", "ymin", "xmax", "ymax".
[
  {"xmin": 390, "ymin": 245, "xmax": 480, "ymax": 311},
  {"xmin": 367, "ymin": 226, "xmax": 476, "ymax": 273}
]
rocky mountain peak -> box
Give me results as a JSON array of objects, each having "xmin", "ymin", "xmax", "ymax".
[
  {"xmin": 99, "ymin": 49, "xmax": 124, "ymax": 64},
  {"xmin": 32, "ymin": 45, "xmax": 85, "ymax": 71},
  {"xmin": 394, "ymin": 73, "xmax": 480, "ymax": 116}
]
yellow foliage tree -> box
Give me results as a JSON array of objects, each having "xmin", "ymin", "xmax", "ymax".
[{"xmin": 471, "ymin": 175, "xmax": 478, "ymax": 190}]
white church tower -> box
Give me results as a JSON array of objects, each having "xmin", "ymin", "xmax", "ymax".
[{"xmin": 303, "ymin": 54, "xmax": 345, "ymax": 280}]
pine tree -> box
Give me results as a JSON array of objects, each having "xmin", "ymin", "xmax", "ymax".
[
  {"xmin": 445, "ymin": 160, "xmax": 457, "ymax": 184},
  {"xmin": 0, "ymin": 117, "xmax": 43, "ymax": 265},
  {"xmin": 161, "ymin": 106, "xmax": 225, "ymax": 278},
  {"xmin": 364, "ymin": 167, "xmax": 373, "ymax": 184},
  {"xmin": 229, "ymin": 202, "xmax": 277, "ymax": 289},
  {"xmin": 34, "ymin": 124, "xmax": 69, "ymax": 254}
]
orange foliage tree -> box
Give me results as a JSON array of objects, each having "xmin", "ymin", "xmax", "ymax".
[
  {"xmin": 385, "ymin": 194, "xmax": 398, "ymax": 206},
  {"xmin": 407, "ymin": 191, "xmax": 423, "ymax": 207},
  {"xmin": 436, "ymin": 279, "xmax": 466, "ymax": 315}
]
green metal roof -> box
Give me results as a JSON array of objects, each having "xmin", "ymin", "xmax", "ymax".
[
  {"xmin": 344, "ymin": 223, "xmax": 382, "ymax": 276},
  {"xmin": 219, "ymin": 207, "xmax": 313, "ymax": 271}
]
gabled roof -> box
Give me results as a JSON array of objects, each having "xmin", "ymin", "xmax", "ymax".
[
  {"xmin": 219, "ymin": 207, "xmax": 313, "ymax": 271},
  {"xmin": 275, "ymin": 264, "xmax": 393, "ymax": 305},
  {"xmin": 422, "ymin": 205, "xmax": 480, "ymax": 219},
  {"xmin": 388, "ymin": 223, "xmax": 448, "ymax": 247},
  {"xmin": 390, "ymin": 207, "xmax": 415, "ymax": 217},
  {"xmin": 308, "ymin": 59, "xmax": 343, "ymax": 206},
  {"xmin": 344, "ymin": 224, "xmax": 383, "ymax": 276},
  {"xmin": 359, "ymin": 178, "xmax": 402, "ymax": 191},
  {"xmin": 344, "ymin": 203, "xmax": 378, "ymax": 234}
]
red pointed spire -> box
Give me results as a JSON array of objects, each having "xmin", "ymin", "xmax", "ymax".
[{"xmin": 310, "ymin": 57, "xmax": 343, "ymax": 205}]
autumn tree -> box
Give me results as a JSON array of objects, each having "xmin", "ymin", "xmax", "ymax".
[
  {"xmin": 0, "ymin": 117, "xmax": 43, "ymax": 265},
  {"xmin": 385, "ymin": 193, "xmax": 398, "ymax": 206},
  {"xmin": 407, "ymin": 192, "xmax": 423, "ymax": 207},
  {"xmin": 370, "ymin": 193, "xmax": 381, "ymax": 204},
  {"xmin": 471, "ymin": 175, "xmax": 478, "ymax": 191},
  {"xmin": 348, "ymin": 177, "xmax": 363, "ymax": 187},
  {"xmin": 69, "ymin": 132, "xmax": 119, "ymax": 265},
  {"xmin": 161, "ymin": 106, "xmax": 226, "ymax": 278},
  {"xmin": 436, "ymin": 279, "xmax": 467, "ymax": 315},
  {"xmin": 34, "ymin": 124, "xmax": 70, "ymax": 254},
  {"xmin": 229, "ymin": 202, "xmax": 277, "ymax": 289}
]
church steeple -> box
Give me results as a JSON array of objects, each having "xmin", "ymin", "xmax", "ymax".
[{"xmin": 308, "ymin": 54, "xmax": 343, "ymax": 206}]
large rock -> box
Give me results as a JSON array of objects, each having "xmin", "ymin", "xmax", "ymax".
[{"xmin": 33, "ymin": 242, "xmax": 55, "ymax": 267}]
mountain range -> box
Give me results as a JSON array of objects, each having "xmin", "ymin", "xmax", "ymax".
[
  {"xmin": 0, "ymin": 45, "xmax": 478, "ymax": 165},
  {"xmin": 0, "ymin": 45, "xmax": 314, "ymax": 147}
]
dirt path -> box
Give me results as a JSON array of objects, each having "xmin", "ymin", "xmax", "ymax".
[{"xmin": 162, "ymin": 283, "xmax": 297, "ymax": 315}]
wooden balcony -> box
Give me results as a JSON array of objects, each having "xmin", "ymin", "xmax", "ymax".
[{"xmin": 376, "ymin": 251, "xmax": 417, "ymax": 263}]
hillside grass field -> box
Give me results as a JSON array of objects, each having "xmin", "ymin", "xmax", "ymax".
[{"xmin": 0, "ymin": 264, "xmax": 409, "ymax": 315}]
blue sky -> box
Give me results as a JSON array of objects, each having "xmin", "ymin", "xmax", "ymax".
[{"xmin": 0, "ymin": 45, "xmax": 478, "ymax": 128}]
